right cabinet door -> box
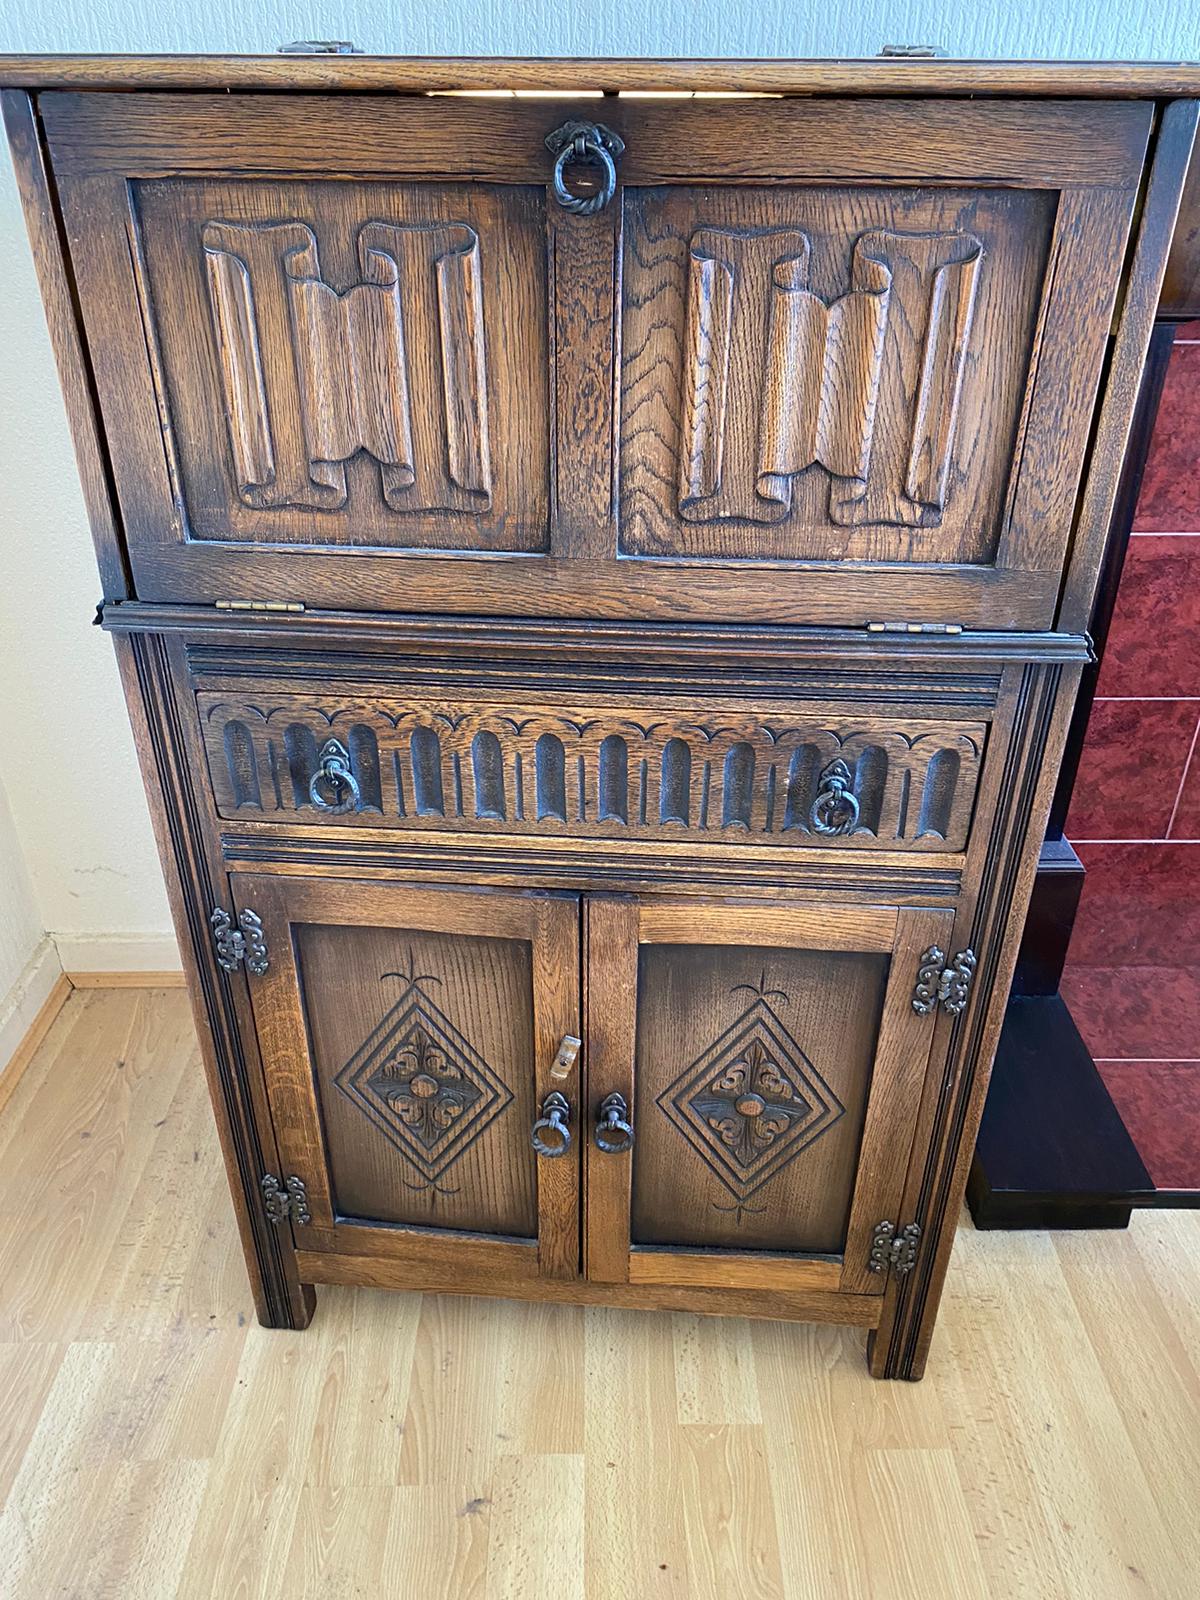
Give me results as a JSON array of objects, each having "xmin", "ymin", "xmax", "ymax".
[{"xmin": 585, "ymin": 898, "xmax": 956, "ymax": 1297}]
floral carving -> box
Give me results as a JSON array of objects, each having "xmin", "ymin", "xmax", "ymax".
[
  {"xmin": 657, "ymin": 980, "xmax": 845, "ymax": 1215},
  {"xmin": 333, "ymin": 961, "xmax": 510, "ymax": 1191}
]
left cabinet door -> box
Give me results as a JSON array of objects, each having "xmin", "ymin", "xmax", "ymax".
[{"xmin": 229, "ymin": 873, "xmax": 581, "ymax": 1285}]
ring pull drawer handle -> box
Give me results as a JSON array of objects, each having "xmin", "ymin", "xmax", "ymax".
[
  {"xmin": 594, "ymin": 1092, "xmax": 634, "ymax": 1154},
  {"xmin": 810, "ymin": 758, "xmax": 860, "ymax": 837},
  {"xmin": 532, "ymin": 1091, "xmax": 572, "ymax": 1157},
  {"xmin": 309, "ymin": 737, "xmax": 362, "ymax": 814},
  {"xmin": 545, "ymin": 120, "xmax": 625, "ymax": 215}
]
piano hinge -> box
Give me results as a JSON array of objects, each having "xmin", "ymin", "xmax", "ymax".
[
  {"xmin": 261, "ymin": 1173, "xmax": 312, "ymax": 1225},
  {"xmin": 210, "ymin": 907, "xmax": 270, "ymax": 976},
  {"xmin": 214, "ymin": 598, "xmax": 306, "ymax": 614},
  {"xmin": 912, "ymin": 946, "xmax": 977, "ymax": 1016},
  {"xmin": 867, "ymin": 620, "xmax": 964, "ymax": 635},
  {"xmin": 868, "ymin": 1220, "xmax": 922, "ymax": 1275}
]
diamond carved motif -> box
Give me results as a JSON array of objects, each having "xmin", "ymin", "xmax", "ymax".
[
  {"xmin": 334, "ymin": 964, "xmax": 512, "ymax": 1190},
  {"xmin": 657, "ymin": 979, "xmax": 846, "ymax": 1211}
]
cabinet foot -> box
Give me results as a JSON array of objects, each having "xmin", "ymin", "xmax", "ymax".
[
  {"xmin": 866, "ymin": 1328, "xmax": 926, "ymax": 1381},
  {"xmin": 256, "ymin": 1281, "xmax": 316, "ymax": 1331}
]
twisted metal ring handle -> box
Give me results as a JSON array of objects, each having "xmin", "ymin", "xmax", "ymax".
[
  {"xmin": 532, "ymin": 1091, "xmax": 572, "ymax": 1157},
  {"xmin": 309, "ymin": 737, "xmax": 361, "ymax": 815},
  {"xmin": 594, "ymin": 1091, "xmax": 634, "ymax": 1154},
  {"xmin": 546, "ymin": 120, "xmax": 624, "ymax": 215},
  {"xmin": 810, "ymin": 758, "xmax": 860, "ymax": 837}
]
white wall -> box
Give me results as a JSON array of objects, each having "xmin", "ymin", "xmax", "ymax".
[
  {"xmin": 0, "ymin": 772, "xmax": 60, "ymax": 1071},
  {"xmin": 0, "ymin": 2, "xmax": 1192, "ymax": 990}
]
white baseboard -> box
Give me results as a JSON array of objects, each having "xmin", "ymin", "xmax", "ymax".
[
  {"xmin": 51, "ymin": 931, "xmax": 182, "ymax": 976},
  {"xmin": 0, "ymin": 936, "xmax": 64, "ymax": 1078}
]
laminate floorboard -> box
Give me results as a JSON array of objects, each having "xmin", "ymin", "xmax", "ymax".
[{"xmin": 1, "ymin": 988, "xmax": 1196, "ymax": 1599}]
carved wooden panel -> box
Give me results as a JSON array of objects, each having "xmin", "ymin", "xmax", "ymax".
[
  {"xmin": 295, "ymin": 922, "xmax": 537, "ymax": 1235},
  {"xmin": 198, "ymin": 690, "xmax": 986, "ymax": 852},
  {"xmin": 632, "ymin": 945, "xmax": 887, "ymax": 1253},
  {"xmin": 621, "ymin": 184, "xmax": 1054, "ymax": 563},
  {"xmin": 132, "ymin": 178, "xmax": 549, "ymax": 549}
]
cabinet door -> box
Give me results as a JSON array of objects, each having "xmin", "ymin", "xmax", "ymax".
[
  {"xmin": 42, "ymin": 92, "xmax": 1150, "ymax": 627},
  {"xmin": 585, "ymin": 898, "xmax": 954, "ymax": 1296},
  {"xmin": 231, "ymin": 873, "xmax": 580, "ymax": 1283}
]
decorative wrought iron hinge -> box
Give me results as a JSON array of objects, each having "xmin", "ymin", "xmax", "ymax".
[
  {"xmin": 912, "ymin": 946, "xmax": 977, "ymax": 1016},
  {"xmin": 210, "ymin": 907, "xmax": 270, "ymax": 976},
  {"xmin": 214, "ymin": 598, "xmax": 305, "ymax": 613},
  {"xmin": 867, "ymin": 620, "xmax": 964, "ymax": 635},
  {"xmin": 261, "ymin": 1173, "xmax": 312, "ymax": 1225},
  {"xmin": 868, "ymin": 1220, "xmax": 922, "ymax": 1275}
]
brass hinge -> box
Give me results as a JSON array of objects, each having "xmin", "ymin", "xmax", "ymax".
[
  {"xmin": 261, "ymin": 1173, "xmax": 312, "ymax": 1225},
  {"xmin": 867, "ymin": 621, "xmax": 964, "ymax": 635},
  {"xmin": 912, "ymin": 946, "xmax": 977, "ymax": 1016},
  {"xmin": 214, "ymin": 598, "xmax": 305, "ymax": 614},
  {"xmin": 868, "ymin": 1220, "xmax": 922, "ymax": 1275},
  {"xmin": 210, "ymin": 907, "xmax": 269, "ymax": 976}
]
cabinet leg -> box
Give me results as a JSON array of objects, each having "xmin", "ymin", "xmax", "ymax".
[
  {"xmin": 255, "ymin": 1280, "xmax": 316, "ymax": 1331},
  {"xmin": 866, "ymin": 1327, "xmax": 925, "ymax": 1381}
]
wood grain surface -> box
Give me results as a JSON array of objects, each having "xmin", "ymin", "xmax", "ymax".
[{"xmin": 0, "ymin": 52, "xmax": 1198, "ymax": 96}]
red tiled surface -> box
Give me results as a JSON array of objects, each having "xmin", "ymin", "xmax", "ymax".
[
  {"xmin": 1095, "ymin": 536, "xmax": 1200, "ymax": 698},
  {"xmin": 1067, "ymin": 843, "xmax": 1200, "ymax": 968},
  {"xmin": 1171, "ymin": 737, "xmax": 1200, "ymax": 839},
  {"xmin": 1061, "ymin": 342, "xmax": 1200, "ymax": 1194},
  {"xmin": 1066, "ymin": 699, "xmax": 1198, "ymax": 839},
  {"xmin": 1095, "ymin": 1061, "xmax": 1200, "ymax": 1192},
  {"xmin": 1132, "ymin": 342, "xmax": 1200, "ymax": 531},
  {"xmin": 1060, "ymin": 964, "xmax": 1200, "ymax": 1062}
]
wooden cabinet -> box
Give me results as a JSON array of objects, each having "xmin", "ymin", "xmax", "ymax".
[
  {"xmin": 586, "ymin": 898, "xmax": 955, "ymax": 1297},
  {"xmin": 39, "ymin": 89, "xmax": 1148, "ymax": 626},
  {"xmin": 234, "ymin": 875, "xmax": 580, "ymax": 1281},
  {"xmin": 225, "ymin": 872, "xmax": 956, "ymax": 1323},
  {"xmin": 5, "ymin": 52, "xmax": 1196, "ymax": 1379}
]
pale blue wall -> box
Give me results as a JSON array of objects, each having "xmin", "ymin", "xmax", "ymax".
[{"xmin": 0, "ymin": 0, "xmax": 1194, "ymax": 62}]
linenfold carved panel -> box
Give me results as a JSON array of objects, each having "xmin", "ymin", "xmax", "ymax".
[
  {"xmin": 203, "ymin": 219, "xmax": 491, "ymax": 513},
  {"xmin": 198, "ymin": 692, "xmax": 986, "ymax": 852},
  {"xmin": 619, "ymin": 182, "xmax": 1055, "ymax": 567},
  {"xmin": 679, "ymin": 227, "xmax": 981, "ymax": 527},
  {"xmin": 126, "ymin": 178, "xmax": 550, "ymax": 551}
]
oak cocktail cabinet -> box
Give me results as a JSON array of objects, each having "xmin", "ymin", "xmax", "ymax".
[{"xmin": 5, "ymin": 52, "xmax": 1197, "ymax": 1378}]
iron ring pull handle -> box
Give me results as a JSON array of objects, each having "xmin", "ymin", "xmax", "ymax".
[
  {"xmin": 532, "ymin": 1091, "xmax": 572, "ymax": 1157},
  {"xmin": 309, "ymin": 737, "xmax": 361, "ymax": 815},
  {"xmin": 810, "ymin": 758, "xmax": 860, "ymax": 837},
  {"xmin": 545, "ymin": 120, "xmax": 625, "ymax": 215},
  {"xmin": 594, "ymin": 1091, "xmax": 634, "ymax": 1154}
]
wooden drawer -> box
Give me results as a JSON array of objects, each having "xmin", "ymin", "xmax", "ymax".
[
  {"xmin": 42, "ymin": 91, "xmax": 1151, "ymax": 629},
  {"xmin": 198, "ymin": 683, "xmax": 987, "ymax": 853}
]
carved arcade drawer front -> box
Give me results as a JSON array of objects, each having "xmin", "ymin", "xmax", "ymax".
[
  {"xmin": 197, "ymin": 687, "xmax": 987, "ymax": 853},
  {"xmin": 40, "ymin": 91, "xmax": 1150, "ymax": 627}
]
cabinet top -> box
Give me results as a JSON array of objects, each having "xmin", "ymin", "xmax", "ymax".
[{"xmin": 1, "ymin": 52, "xmax": 1200, "ymax": 98}]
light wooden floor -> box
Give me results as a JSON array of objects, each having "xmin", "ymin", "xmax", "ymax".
[{"xmin": 1, "ymin": 987, "xmax": 1198, "ymax": 1599}]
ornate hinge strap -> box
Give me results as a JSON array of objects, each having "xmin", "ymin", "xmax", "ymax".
[
  {"xmin": 911, "ymin": 945, "xmax": 976, "ymax": 1016},
  {"xmin": 868, "ymin": 1220, "xmax": 922, "ymax": 1275},
  {"xmin": 261, "ymin": 1173, "xmax": 311, "ymax": 1225},
  {"xmin": 210, "ymin": 906, "xmax": 269, "ymax": 975}
]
